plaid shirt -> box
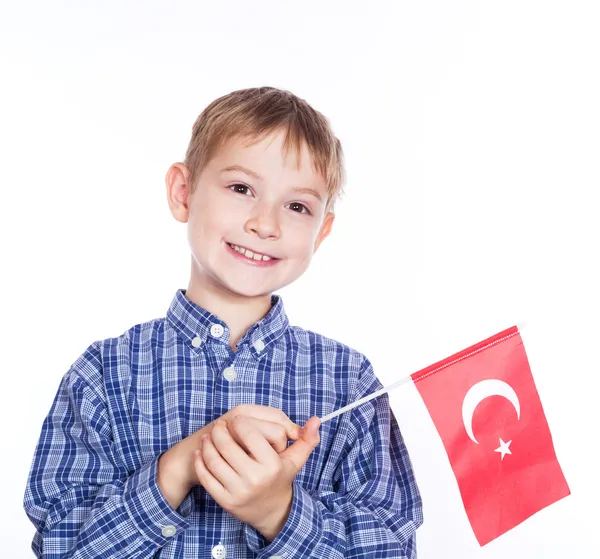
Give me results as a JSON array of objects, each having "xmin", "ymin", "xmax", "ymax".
[{"xmin": 24, "ymin": 289, "xmax": 422, "ymax": 558}]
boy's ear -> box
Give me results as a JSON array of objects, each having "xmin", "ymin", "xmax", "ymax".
[
  {"xmin": 165, "ymin": 163, "xmax": 192, "ymax": 223},
  {"xmin": 314, "ymin": 212, "xmax": 335, "ymax": 252}
]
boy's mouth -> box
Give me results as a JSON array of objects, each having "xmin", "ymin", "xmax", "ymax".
[{"xmin": 226, "ymin": 242, "xmax": 278, "ymax": 262}]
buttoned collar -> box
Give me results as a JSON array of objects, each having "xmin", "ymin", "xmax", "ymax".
[{"xmin": 166, "ymin": 289, "xmax": 289, "ymax": 358}]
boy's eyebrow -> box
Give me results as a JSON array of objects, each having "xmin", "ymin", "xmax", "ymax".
[
  {"xmin": 221, "ymin": 164, "xmax": 262, "ymax": 180},
  {"xmin": 291, "ymin": 187, "xmax": 323, "ymax": 201}
]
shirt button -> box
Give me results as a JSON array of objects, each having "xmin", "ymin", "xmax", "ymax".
[
  {"xmin": 253, "ymin": 339, "xmax": 265, "ymax": 352},
  {"xmin": 191, "ymin": 336, "xmax": 202, "ymax": 348},
  {"xmin": 210, "ymin": 324, "xmax": 225, "ymax": 338},
  {"xmin": 211, "ymin": 542, "xmax": 227, "ymax": 558},
  {"xmin": 161, "ymin": 525, "xmax": 177, "ymax": 537},
  {"xmin": 223, "ymin": 366, "xmax": 237, "ymax": 381}
]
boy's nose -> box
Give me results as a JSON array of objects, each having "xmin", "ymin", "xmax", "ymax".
[{"xmin": 244, "ymin": 209, "xmax": 281, "ymax": 239}]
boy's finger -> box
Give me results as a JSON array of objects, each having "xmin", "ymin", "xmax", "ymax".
[
  {"xmin": 200, "ymin": 435, "xmax": 239, "ymax": 491},
  {"xmin": 194, "ymin": 445, "xmax": 227, "ymax": 502},
  {"xmin": 299, "ymin": 416, "xmax": 321, "ymax": 445},
  {"xmin": 228, "ymin": 416, "xmax": 276, "ymax": 463},
  {"xmin": 231, "ymin": 418, "xmax": 289, "ymax": 453},
  {"xmin": 210, "ymin": 419, "xmax": 256, "ymax": 473},
  {"xmin": 225, "ymin": 405, "xmax": 301, "ymax": 439},
  {"xmin": 280, "ymin": 416, "xmax": 321, "ymax": 474}
]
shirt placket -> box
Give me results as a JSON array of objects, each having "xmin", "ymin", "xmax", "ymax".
[{"xmin": 210, "ymin": 345, "xmax": 238, "ymax": 420}]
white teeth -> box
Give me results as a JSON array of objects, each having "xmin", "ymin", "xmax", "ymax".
[{"xmin": 230, "ymin": 243, "xmax": 273, "ymax": 261}]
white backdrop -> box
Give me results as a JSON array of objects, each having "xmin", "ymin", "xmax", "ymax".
[{"xmin": 1, "ymin": 1, "xmax": 598, "ymax": 557}]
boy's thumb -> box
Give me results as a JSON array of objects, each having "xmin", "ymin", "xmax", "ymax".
[{"xmin": 281, "ymin": 416, "xmax": 321, "ymax": 474}]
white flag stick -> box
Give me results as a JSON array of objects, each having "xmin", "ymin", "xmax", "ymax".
[
  {"xmin": 320, "ymin": 373, "xmax": 413, "ymax": 423},
  {"xmin": 319, "ymin": 322, "xmax": 528, "ymax": 424}
]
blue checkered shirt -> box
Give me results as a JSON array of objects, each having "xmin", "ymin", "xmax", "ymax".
[{"xmin": 24, "ymin": 289, "xmax": 422, "ymax": 558}]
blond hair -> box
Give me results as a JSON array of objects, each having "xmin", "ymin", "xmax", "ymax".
[{"xmin": 184, "ymin": 87, "xmax": 345, "ymax": 209}]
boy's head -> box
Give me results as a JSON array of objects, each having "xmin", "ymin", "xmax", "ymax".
[
  {"xmin": 167, "ymin": 87, "xmax": 345, "ymax": 300},
  {"xmin": 184, "ymin": 87, "xmax": 345, "ymax": 212}
]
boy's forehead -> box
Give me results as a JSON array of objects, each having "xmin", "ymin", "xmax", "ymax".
[{"xmin": 210, "ymin": 132, "xmax": 325, "ymax": 185}]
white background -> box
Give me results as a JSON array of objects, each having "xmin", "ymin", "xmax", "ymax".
[{"xmin": 1, "ymin": 1, "xmax": 599, "ymax": 557}]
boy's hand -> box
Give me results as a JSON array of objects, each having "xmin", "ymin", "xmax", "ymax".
[
  {"xmin": 193, "ymin": 415, "xmax": 321, "ymax": 542},
  {"xmin": 158, "ymin": 405, "xmax": 301, "ymax": 509},
  {"xmin": 218, "ymin": 405, "xmax": 301, "ymax": 454}
]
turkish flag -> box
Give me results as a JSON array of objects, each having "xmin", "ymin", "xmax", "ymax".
[{"xmin": 412, "ymin": 326, "xmax": 570, "ymax": 546}]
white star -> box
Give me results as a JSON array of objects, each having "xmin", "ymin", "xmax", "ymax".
[{"xmin": 494, "ymin": 438, "xmax": 512, "ymax": 460}]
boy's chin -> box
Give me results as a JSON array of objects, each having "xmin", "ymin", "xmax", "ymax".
[
  {"xmin": 221, "ymin": 281, "xmax": 279, "ymax": 300},
  {"xmin": 217, "ymin": 271, "xmax": 298, "ymax": 299}
]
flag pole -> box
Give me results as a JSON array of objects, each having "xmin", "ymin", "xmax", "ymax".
[
  {"xmin": 319, "ymin": 322, "xmax": 528, "ymax": 424},
  {"xmin": 320, "ymin": 374, "xmax": 413, "ymax": 423}
]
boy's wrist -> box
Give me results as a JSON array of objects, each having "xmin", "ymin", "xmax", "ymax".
[
  {"xmin": 157, "ymin": 445, "xmax": 194, "ymax": 509},
  {"xmin": 162, "ymin": 423, "xmax": 213, "ymax": 490},
  {"xmin": 252, "ymin": 487, "xmax": 293, "ymax": 543}
]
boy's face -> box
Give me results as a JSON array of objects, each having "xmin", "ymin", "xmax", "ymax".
[{"xmin": 169, "ymin": 130, "xmax": 334, "ymax": 299}]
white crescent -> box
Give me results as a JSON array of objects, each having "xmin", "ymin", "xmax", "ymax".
[{"xmin": 462, "ymin": 379, "xmax": 520, "ymax": 444}]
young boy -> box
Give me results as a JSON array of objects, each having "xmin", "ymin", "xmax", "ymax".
[{"xmin": 24, "ymin": 87, "xmax": 423, "ymax": 558}]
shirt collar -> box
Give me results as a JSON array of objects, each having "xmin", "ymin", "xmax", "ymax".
[{"xmin": 166, "ymin": 289, "xmax": 289, "ymax": 357}]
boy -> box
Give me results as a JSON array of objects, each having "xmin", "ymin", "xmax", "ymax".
[{"xmin": 24, "ymin": 87, "xmax": 423, "ymax": 558}]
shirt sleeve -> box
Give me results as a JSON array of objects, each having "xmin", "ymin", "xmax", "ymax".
[
  {"xmin": 244, "ymin": 356, "xmax": 423, "ymax": 558},
  {"xmin": 23, "ymin": 365, "xmax": 194, "ymax": 559}
]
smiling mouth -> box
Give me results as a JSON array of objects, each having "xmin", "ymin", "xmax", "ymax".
[{"xmin": 227, "ymin": 242, "xmax": 278, "ymax": 262}]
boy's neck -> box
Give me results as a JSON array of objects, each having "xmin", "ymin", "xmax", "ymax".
[{"xmin": 185, "ymin": 274, "xmax": 273, "ymax": 351}]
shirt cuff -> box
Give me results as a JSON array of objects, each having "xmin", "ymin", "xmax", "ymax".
[
  {"xmin": 244, "ymin": 482, "xmax": 323, "ymax": 557},
  {"xmin": 122, "ymin": 455, "xmax": 193, "ymax": 546}
]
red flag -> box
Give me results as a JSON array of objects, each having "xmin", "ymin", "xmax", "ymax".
[{"xmin": 411, "ymin": 326, "xmax": 570, "ymax": 546}]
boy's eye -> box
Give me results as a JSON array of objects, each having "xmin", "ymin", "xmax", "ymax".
[
  {"xmin": 286, "ymin": 202, "xmax": 310, "ymax": 214},
  {"xmin": 229, "ymin": 183, "xmax": 252, "ymax": 196}
]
